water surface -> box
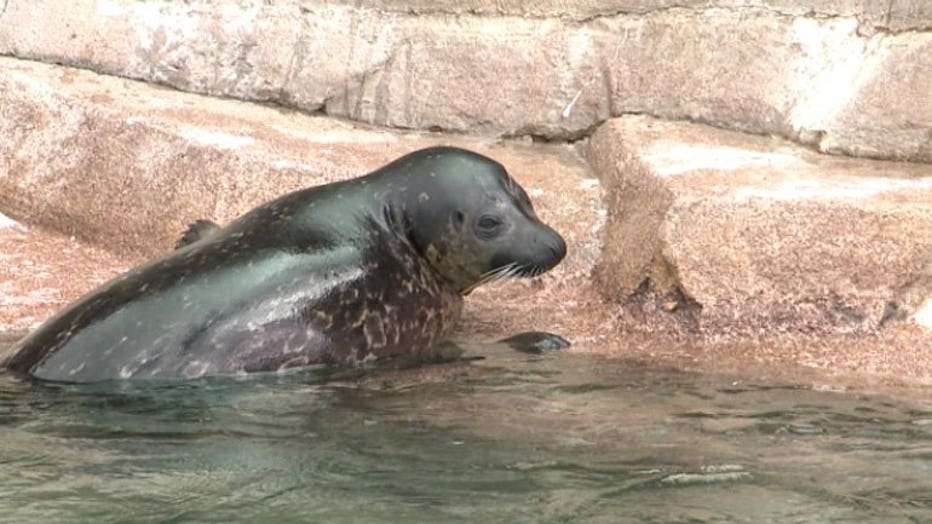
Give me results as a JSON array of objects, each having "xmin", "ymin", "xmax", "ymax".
[{"xmin": 1, "ymin": 334, "xmax": 930, "ymax": 523}]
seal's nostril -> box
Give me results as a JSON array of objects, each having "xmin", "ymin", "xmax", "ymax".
[{"xmin": 546, "ymin": 234, "xmax": 567, "ymax": 262}]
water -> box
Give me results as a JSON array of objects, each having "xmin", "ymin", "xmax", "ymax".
[{"xmin": 1, "ymin": 334, "xmax": 930, "ymax": 523}]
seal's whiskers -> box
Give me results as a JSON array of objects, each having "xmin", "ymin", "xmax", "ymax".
[
  {"xmin": 464, "ymin": 262, "xmax": 517, "ymax": 293},
  {"xmin": 465, "ymin": 261, "xmax": 551, "ymax": 293}
]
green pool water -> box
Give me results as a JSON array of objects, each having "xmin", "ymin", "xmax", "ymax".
[{"xmin": 1, "ymin": 334, "xmax": 930, "ymax": 523}]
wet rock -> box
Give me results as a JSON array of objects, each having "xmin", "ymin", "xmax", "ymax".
[
  {"xmin": 588, "ymin": 115, "xmax": 932, "ymax": 336},
  {"xmin": 0, "ymin": 0, "xmax": 928, "ymax": 160}
]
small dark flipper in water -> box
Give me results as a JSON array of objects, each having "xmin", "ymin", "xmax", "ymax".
[{"xmin": 498, "ymin": 331, "xmax": 570, "ymax": 354}]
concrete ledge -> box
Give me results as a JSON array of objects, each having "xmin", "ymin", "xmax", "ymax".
[
  {"xmin": 1, "ymin": 0, "xmax": 928, "ymax": 161},
  {"xmin": 589, "ymin": 115, "xmax": 932, "ymax": 336}
]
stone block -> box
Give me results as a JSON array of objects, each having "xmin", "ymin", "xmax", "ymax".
[
  {"xmin": 344, "ymin": 1, "xmax": 931, "ymax": 31},
  {"xmin": 588, "ymin": 115, "xmax": 932, "ymax": 335},
  {"xmin": 0, "ymin": 0, "xmax": 928, "ymax": 161}
]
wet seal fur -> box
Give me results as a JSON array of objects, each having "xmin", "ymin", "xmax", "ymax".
[{"xmin": 4, "ymin": 147, "xmax": 567, "ymax": 383}]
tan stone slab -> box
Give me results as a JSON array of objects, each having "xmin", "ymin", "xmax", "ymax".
[
  {"xmin": 790, "ymin": 31, "xmax": 932, "ymax": 161},
  {"xmin": 344, "ymin": 0, "xmax": 931, "ymax": 31},
  {"xmin": 601, "ymin": 13, "xmax": 931, "ymax": 162},
  {"xmin": 0, "ymin": 57, "xmax": 605, "ymax": 345},
  {"xmin": 588, "ymin": 115, "xmax": 932, "ymax": 336},
  {"xmin": 0, "ymin": 0, "xmax": 928, "ymax": 161}
]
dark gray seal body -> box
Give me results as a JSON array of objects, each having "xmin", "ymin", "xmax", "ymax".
[{"xmin": 4, "ymin": 147, "xmax": 566, "ymax": 382}]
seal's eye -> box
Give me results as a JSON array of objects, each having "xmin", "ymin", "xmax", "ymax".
[
  {"xmin": 475, "ymin": 214, "xmax": 504, "ymax": 239},
  {"xmin": 478, "ymin": 216, "xmax": 501, "ymax": 229}
]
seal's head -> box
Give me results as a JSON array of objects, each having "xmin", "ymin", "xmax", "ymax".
[{"xmin": 386, "ymin": 147, "xmax": 567, "ymax": 295}]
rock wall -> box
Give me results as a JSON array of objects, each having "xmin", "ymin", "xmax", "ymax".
[
  {"xmin": 0, "ymin": 1, "xmax": 930, "ymax": 344},
  {"xmin": 0, "ymin": 0, "xmax": 929, "ymax": 161},
  {"xmin": 588, "ymin": 116, "xmax": 931, "ymax": 336},
  {"xmin": 339, "ymin": 1, "xmax": 931, "ymax": 31}
]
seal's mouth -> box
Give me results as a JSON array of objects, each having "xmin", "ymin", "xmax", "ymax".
[{"xmin": 462, "ymin": 262, "xmax": 548, "ymax": 294}]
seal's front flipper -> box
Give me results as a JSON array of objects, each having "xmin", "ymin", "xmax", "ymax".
[
  {"xmin": 176, "ymin": 219, "xmax": 221, "ymax": 249},
  {"xmin": 423, "ymin": 341, "xmax": 485, "ymax": 364},
  {"xmin": 498, "ymin": 331, "xmax": 570, "ymax": 354},
  {"xmin": 379, "ymin": 342, "xmax": 484, "ymax": 372}
]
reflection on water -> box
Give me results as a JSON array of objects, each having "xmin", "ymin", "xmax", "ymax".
[{"xmin": 1, "ymin": 332, "xmax": 930, "ymax": 523}]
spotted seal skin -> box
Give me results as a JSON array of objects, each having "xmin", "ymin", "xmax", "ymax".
[{"xmin": 4, "ymin": 147, "xmax": 567, "ymax": 383}]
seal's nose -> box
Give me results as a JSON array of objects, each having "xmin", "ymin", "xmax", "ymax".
[
  {"xmin": 541, "ymin": 228, "xmax": 567, "ymax": 267},
  {"xmin": 548, "ymin": 233, "xmax": 567, "ymax": 262}
]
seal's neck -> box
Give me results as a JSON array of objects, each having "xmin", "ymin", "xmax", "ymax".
[{"xmin": 371, "ymin": 173, "xmax": 477, "ymax": 296}]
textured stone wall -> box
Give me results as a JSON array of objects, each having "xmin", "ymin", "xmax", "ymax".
[
  {"xmin": 1, "ymin": 0, "xmax": 929, "ymax": 161},
  {"xmin": 341, "ymin": 1, "xmax": 931, "ymax": 31}
]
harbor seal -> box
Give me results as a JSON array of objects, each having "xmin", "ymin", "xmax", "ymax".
[{"xmin": 4, "ymin": 147, "xmax": 567, "ymax": 383}]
